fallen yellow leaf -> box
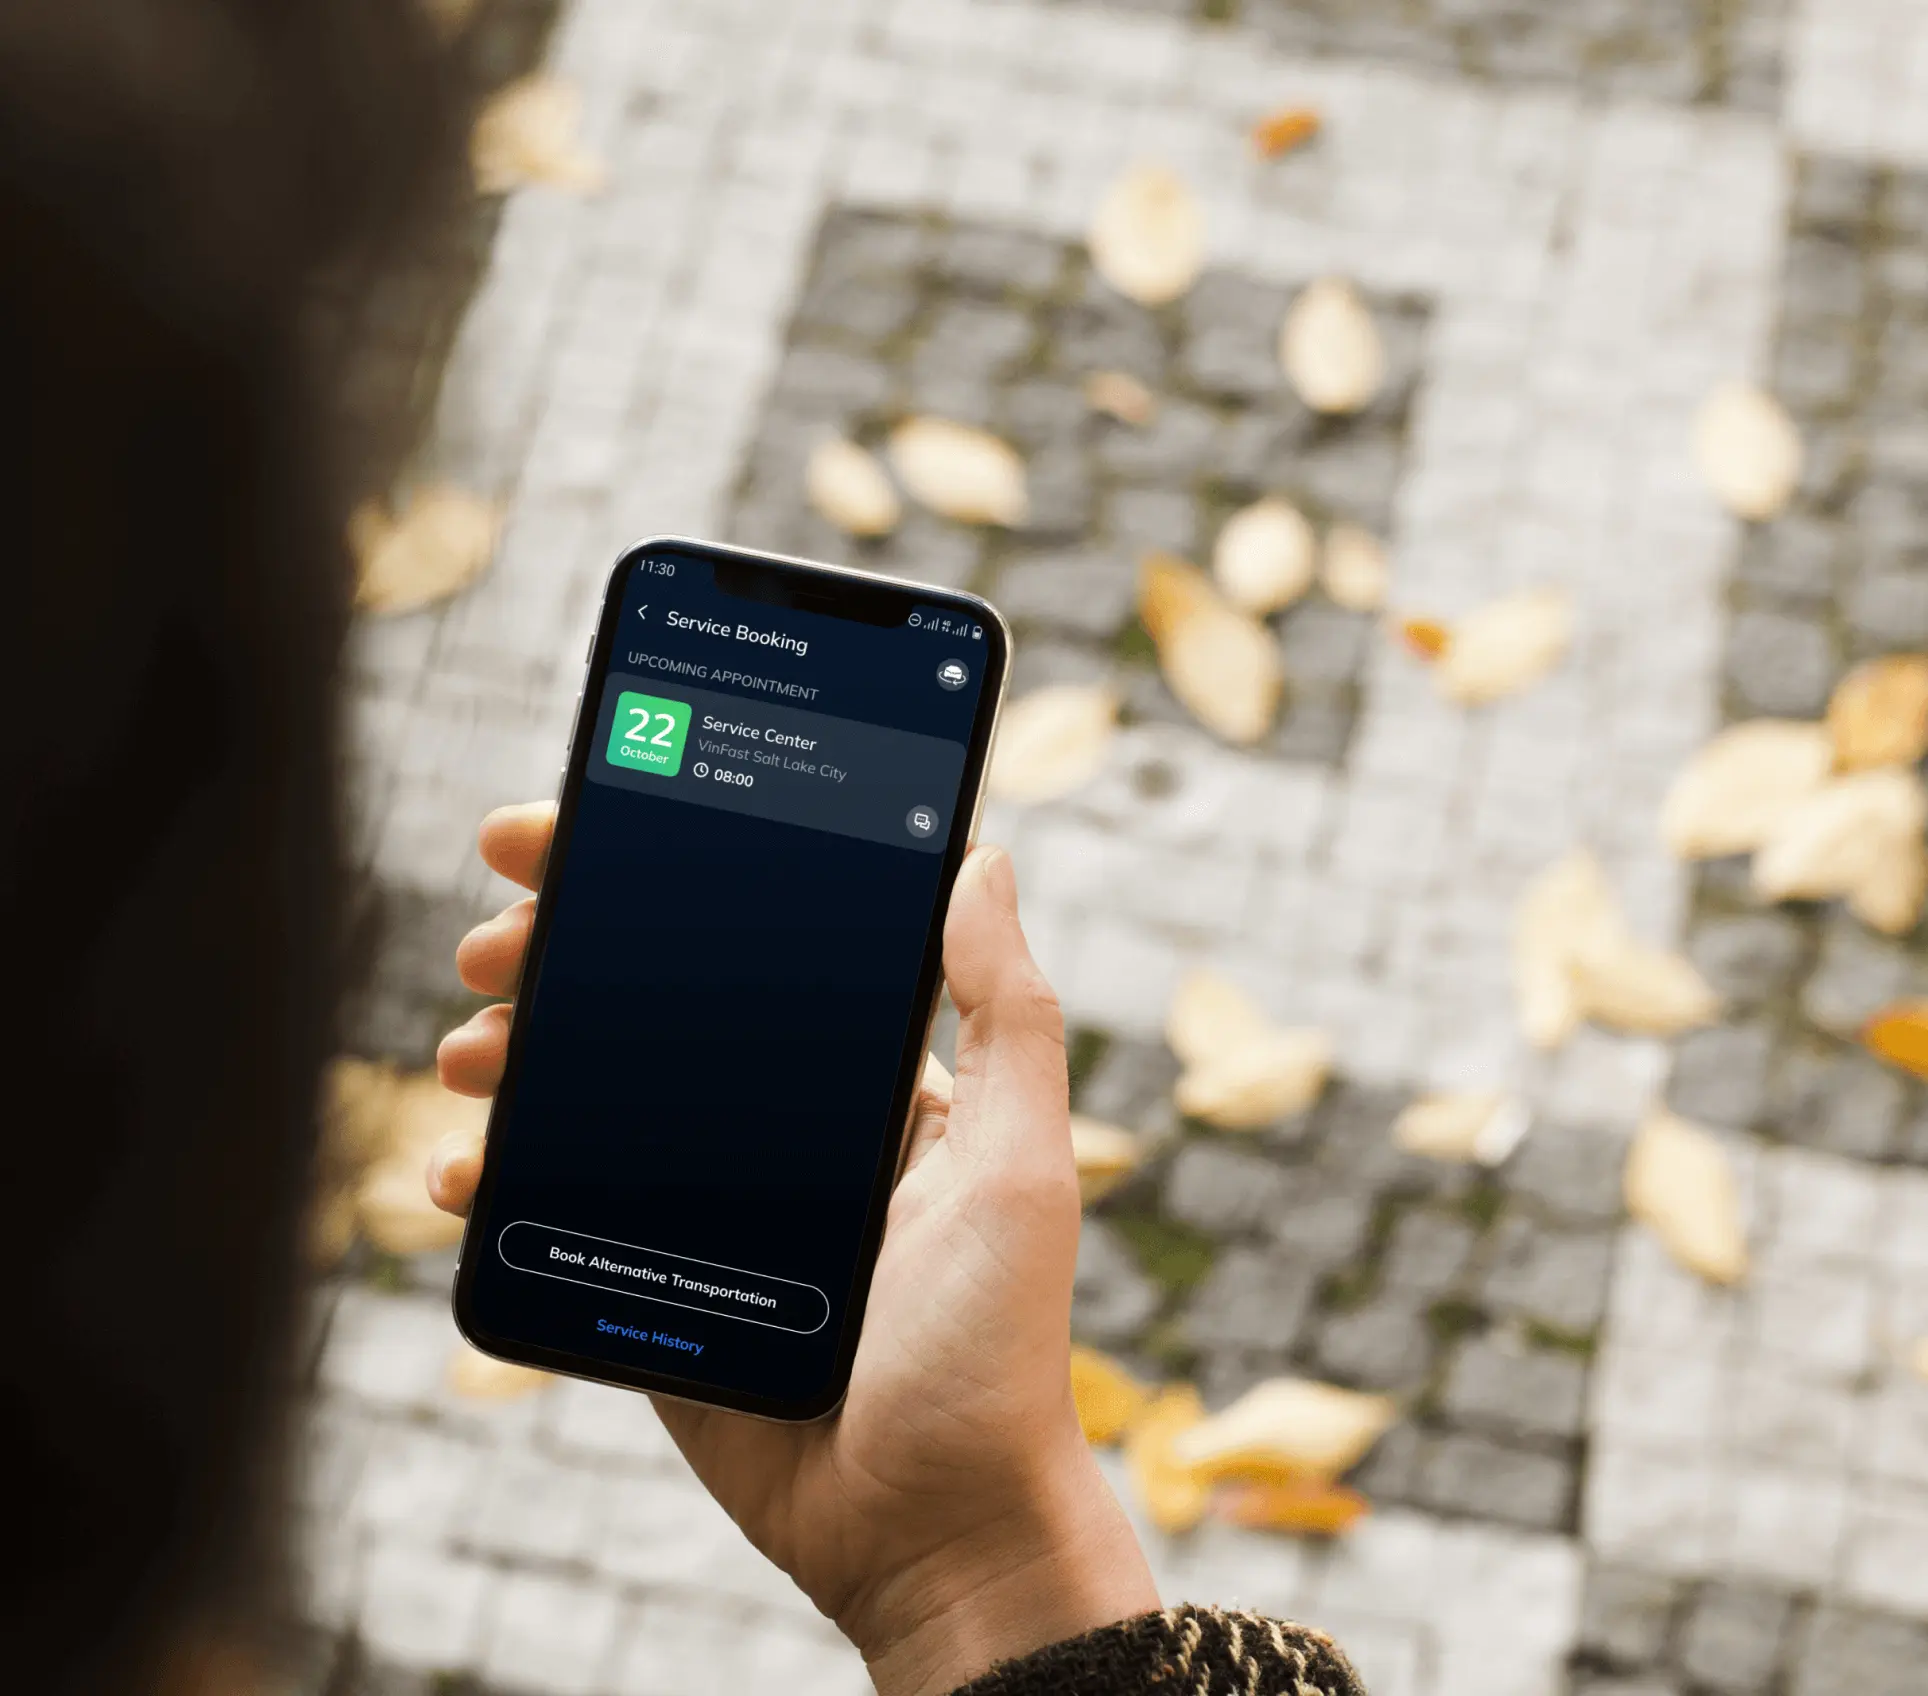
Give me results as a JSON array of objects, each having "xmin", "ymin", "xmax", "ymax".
[
  {"xmin": 1909, "ymin": 1337, "xmax": 1928, "ymax": 1380},
  {"xmin": 1214, "ymin": 1479, "xmax": 1369, "ymax": 1536},
  {"xmin": 351, "ymin": 486, "xmax": 501, "ymax": 617},
  {"xmin": 1828, "ymin": 655, "xmax": 1928, "ymax": 772},
  {"xmin": 1071, "ymin": 1114, "xmax": 1143, "ymax": 1205},
  {"xmin": 1513, "ymin": 849, "xmax": 1717, "ymax": 1048},
  {"xmin": 1398, "ymin": 617, "xmax": 1451, "ymax": 660},
  {"xmin": 1166, "ymin": 971, "xmax": 1275, "ymax": 1069},
  {"xmin": 1138, "ymin": 551, "xmax": 1285, "ymax": 744},
  {"xmin": 1279, "ymin": 278, "xmax": 1383, "ymax": 415},
  {"xmin": 1436, "ymin": 587, "xmax": 1572, "ymax": 706},
  {"xmin": 1321, "ymin": 524, "xmax": 1388, "ymax": 612},
  {"xmin": 1569, "ymin": 938, "xmax": 1722, "ymax": 1037},
  {"xmin": 1862, "ymin": 1001, "xmax": 1928, "ymax": 1080},
  {"xmin": 1173, "ymin": 1028, "xmax": 1333, "ymax": 1129},
  {"xmin": 806, "ymin": 438, "xmax": 900, "ymax": 538},
  {"xmin": 1659, "ymin": 720, "xmax": 1835, "ymax": 860},
  {"xmin": 1513, "ymin": 849, "xmax": 1621, "ymax": 1050},
  {"xmin": 447, "ymin": 1341, "xmax": 549, "ymax": 1400},
  {"xmin": 1392, "ymin": 1092, "xmax": 1530, "ymax": 1166},
  {"xmin": 1624, "ymin": 1106, "xmax": 1748, "ymax": 1285},
  {"xmin": 1126, "ymin": 1385, "xmax": 1211, "ymax": 1533},
  {"xmin": 1852, "ymin": 835, "xmax": 1928, "ymax": 935},
  {"xmin": 1212, "ymin": 497, "xmax": 1316, "ymax": 616},
  {"xmin": 1693, "ymin": 381, "xmax": 1802, "ymax": 522},
  {"xmin": 987, "ymin": 684, "xmax": 1117, "ymax": 804},
  {"xmin": 1172, "ymin": 1377, "xmax": 1395, "ymax": 1482},
  {"xmin": 1071, "ymin": 1346, "xmax": 1151, "ymax": 1445},
  {"xmin": 1083, "ymin": 370, "xmax": 1158, "ymax": 426},
  {"xmin": 1753, "ymin": 767, "xmax": 1928, "ymax": 934},
  {"xmin": 1088, "ymin": 165, "xmax": 1206, "ymax": 307},
  {"xmin": 1165, "ymin": 971, "xmax": 1330, "ymax": 1128},
  {"xmin": 471, "ymin": 74, "xmax": 605, "ymax": 195},
  {"xmin": 887, "ymin": 417, "xmax": 1028, "ymax": 527},
  {"xmin": 1251, "ymin": 107, "xmax": 1322, "ymax": 159}
]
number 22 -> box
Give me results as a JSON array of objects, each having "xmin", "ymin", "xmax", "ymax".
[{"xmin": 624, "ymin": 708, "xmax": 676, "ymax": 746}]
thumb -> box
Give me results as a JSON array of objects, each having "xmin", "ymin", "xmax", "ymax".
[{"xmin": 942, "ymin": 846, "xmax": 1072, "ymax": 1177}]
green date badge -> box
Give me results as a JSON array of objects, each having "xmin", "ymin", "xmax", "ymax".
[{"xmin": 606, "ymin": 691, "xmax": 691, "ymax": 777}]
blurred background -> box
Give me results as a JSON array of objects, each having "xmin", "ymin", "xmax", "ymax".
[{"xmin": 304, "ymin": 2, "xmax": 1928, "ymax": 1693}]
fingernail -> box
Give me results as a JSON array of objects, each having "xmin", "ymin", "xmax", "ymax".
[{"xmin": 978, "ymin": 844, "xmax": 1018, "ymax": 912}]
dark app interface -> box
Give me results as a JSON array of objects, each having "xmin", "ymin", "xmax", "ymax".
[{"xmin": 467, "ymin": 552, "xmax": 991, "ymax": 1407}]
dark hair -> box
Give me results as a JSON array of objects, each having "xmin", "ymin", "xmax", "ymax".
[{"xmin": 0, "ymin": 3, "xmax": 448, "ymax": 1687}]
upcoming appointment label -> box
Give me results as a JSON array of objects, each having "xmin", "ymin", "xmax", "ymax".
[{"xmin": 584, "ymin": 673, "xmax": 966, "ymax": 853}]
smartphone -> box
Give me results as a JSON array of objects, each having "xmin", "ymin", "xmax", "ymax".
[{"xmin": 451, "ymin": 537, "xmax": 1010, "ymax": 1420}]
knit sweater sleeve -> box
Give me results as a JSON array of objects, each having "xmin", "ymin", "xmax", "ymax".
[{"xmin": 946, "ymin": 1606, "xmax": 1367, "ymax": 1696}]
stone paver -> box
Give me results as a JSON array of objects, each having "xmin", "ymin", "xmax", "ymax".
[{"xmin": 316, "ymin": 1, "xmax": 1928, "ymax": 1692}]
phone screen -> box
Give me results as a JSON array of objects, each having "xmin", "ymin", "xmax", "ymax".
[{"xmin": 455, "ymin": 540, "xmax": 1005, "ymax": 1417}]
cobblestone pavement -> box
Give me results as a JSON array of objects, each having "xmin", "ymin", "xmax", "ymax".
[{"xmin": 315, "ymin": 2, "xmax": 1928, "ymax": 1692}]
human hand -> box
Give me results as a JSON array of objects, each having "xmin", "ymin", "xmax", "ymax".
[{"xmin": 431, "ymin": 803, "xmax": 1159, "ymax": 1695}]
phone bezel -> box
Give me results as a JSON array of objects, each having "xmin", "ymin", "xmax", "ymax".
[{"xmin": 450, "ymin": 536, "xmax": 1012, "ymax": 1422}]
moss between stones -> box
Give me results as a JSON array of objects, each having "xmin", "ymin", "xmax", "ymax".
[{"xmin": 1108, "ymin": 1212, "xmax": 1219, "ymax": 1299}]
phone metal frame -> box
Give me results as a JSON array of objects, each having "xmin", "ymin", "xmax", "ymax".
[{"xmin": 450, "ymin": 536, "xmax": 1012, "ymax": 1422}]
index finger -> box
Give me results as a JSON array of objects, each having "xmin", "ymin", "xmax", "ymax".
[{"xmin": 480, "ymin": 802, "xmax": 557, "ymax": 890}]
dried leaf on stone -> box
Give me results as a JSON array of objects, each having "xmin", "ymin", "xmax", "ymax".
[
  {"xmin": 1166, "ymin": 971, "xmax": 1276, "ymax": 1069},
  {"xmin": 471, "ymin": 74, "xmax": 605, "ymax": 195},
  {"xmin": 1512, "ymin": 849, "xmax": 1714, "ymax": 1044},
  {"xmin": 1828, "ymin": 655, "xmax": 1928, "ymax": 772},
  {"xmin": 1212, "ymin": 498, "xmax": 1316, "ymax": 615},
  {"xmin": 1909, "ymin": 1337, "xmax": 1928, "ymax": 1381},
  {"xmin": 1753, "ymin": 767, "xmax": 1928, "ymax": 936},
  {"xmin": 1398, "ymin": 617, "xmax": 1451, "ymax": 661},
  {"xmin": 351, "ymin": 486, "xmax": 501, "ymax": 616},
  {"xmin": 887, "ymin": 417, "xmax": 1028, "ymax": 527},
  {"xmin": 1569, "ymin": 939, "xmax": 1721, "ymax": 1037},
  {"xmin": 1172, "ymin": 1377, "xmax": 1396, "ymax": 1482},
  {"xmin": 1851, "ymin": 834, "xmax": 1928, "ymax": 935},
  {"xmin": 988, "ymin": 684, "xmax": 1117, "ymax": 804},
  {"xmin": 1215, "ymin": 1479, "xmax": 1369, "ymax": 1536},
  {"xmin": 1624, "ymin": 1106, "xmax": 1749, "ymax": 1285},
  {"xmin": 1084, "ymin": 370, "xmax": 1158, "ymax": 426},
  {"xmin": 1692, "ymin": 381, "xmax": 1802, "ymax": 522},
  {"xmin": 1137, "ymin": 551, "xmax": 1285, "ymax": 745},
  {"xmin": 1436, "ymin": 588, "xmax": 1572, "ymax": 707},
  {"xmin": 1088, "ymin": 164, "xmax": 1206, "ymax": 308},
  {"xmin": 1659, "ymin": 720, "xmax": 1835, "ymax": 860},
  {"xmin": 1174, "ymin": 1028, "xmax": 1333, "ymax": 1129},
  {"xmin": 1071, "ymin": 1346, "xmax": 1151, "ymax": 1445},
  {"xmin": 1251, "ymin": 107, "xmax": 1321, "ymax": 159},
  {"xmin": 354, "ymin": 1074, "xmax": 487, "ymax": 1255},
  {"xmin": 1513, "ymin": 849, "xmax": 1621, "ymax": 1049},
  {"xmin": 1126, "ymin": 1384, "xmax": 1210, "ymax": 1533},
  {"xmin": 1321, "ymin": 524, "xmax": 1388, "ymax": 612},
  {"xmin": 1393, "ymin": 1093, "xmax": 1530, "ymax": 1166},
  {"xmin": 1865, "ymin": 1001, "xmax": 1928, "ymax": 1080},
  {"xmin": 1071, "ymin": 1114, "xmax": 1143, "ymax": 1205},
  {"xmin": 1279, "ymin": 278, "xmax": 1383, "ymax": 415},
  {"xmin": 447, "ymin": 1341, "xmax": 549, "ymax": 1400},
  {"xmin": 806, "ymin": 438, "xmax": 900, "ymax": 538}
]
